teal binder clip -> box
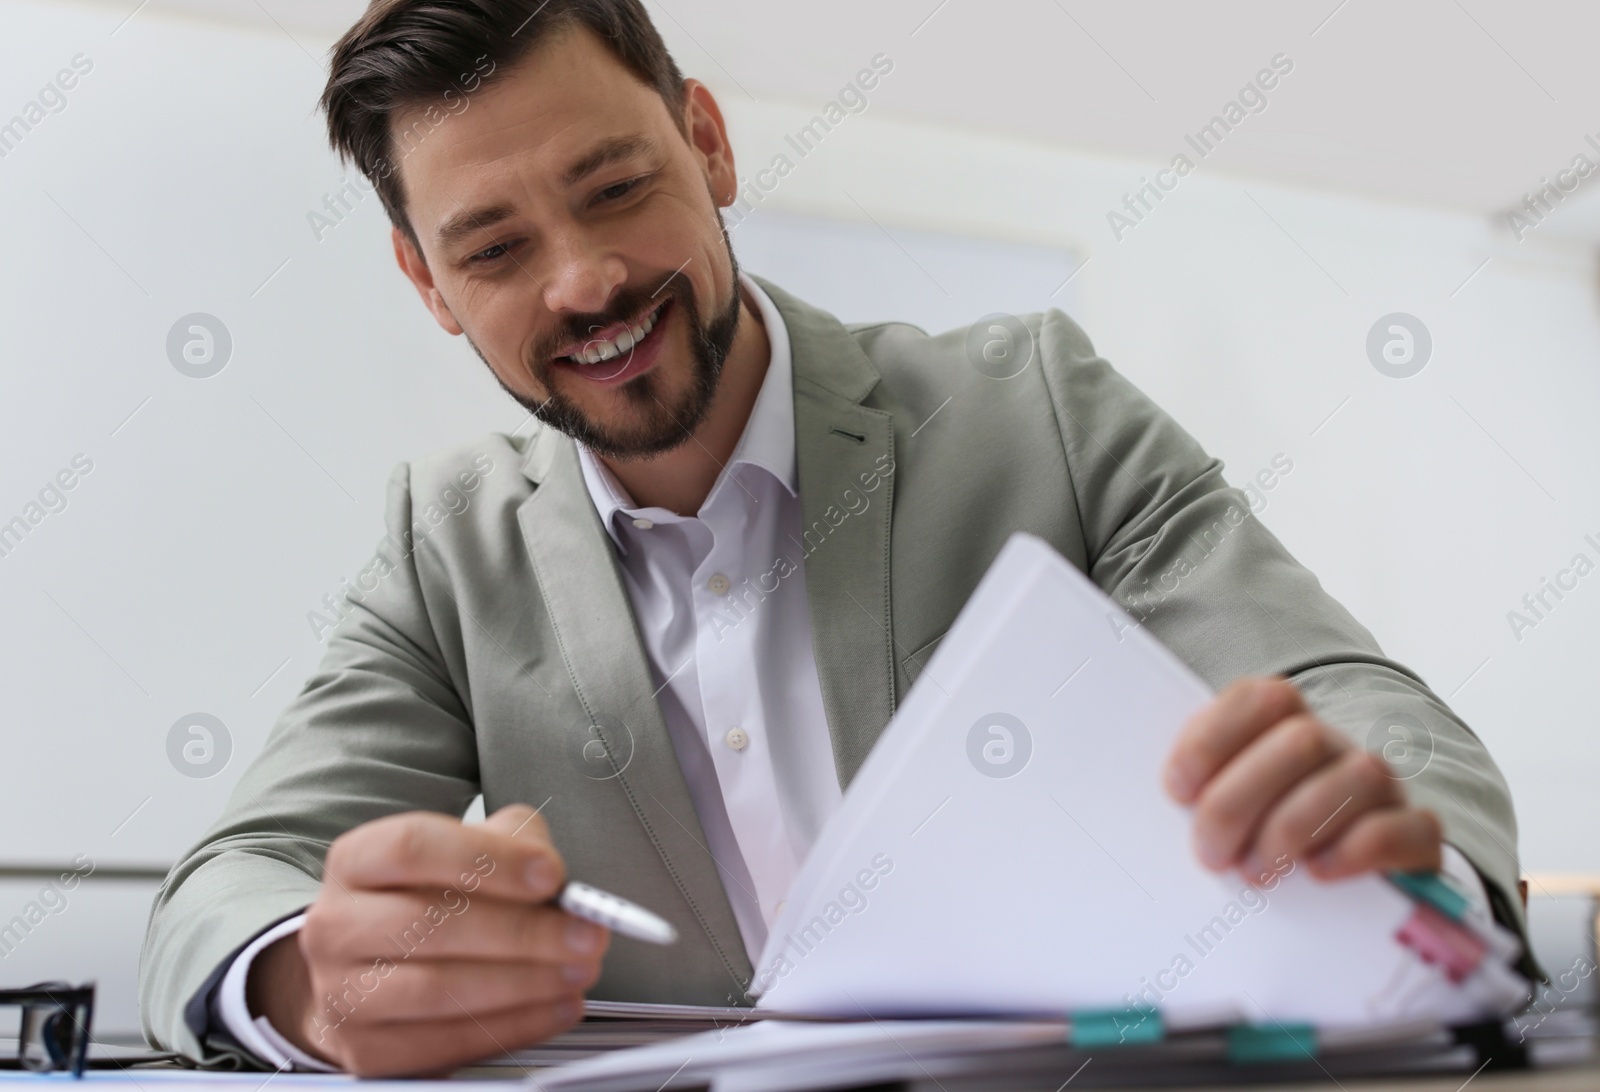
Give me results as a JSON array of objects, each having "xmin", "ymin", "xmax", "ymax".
[
  {"xmin": 1389, "ymin": 870, "xmax": 1470, "ymax": 922},
  {"xmin": 1226, "ymin": 1022, "xmax": 1318, "ymax": 1063},
  {"xmin": 1070, "ymin": 1005, "xmax": 1163, "ymax": 1047}
]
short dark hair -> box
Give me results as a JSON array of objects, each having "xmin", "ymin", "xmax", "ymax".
[{"xmin": 320, "ymin": 0, "xmax": 687, "ymax": 247}]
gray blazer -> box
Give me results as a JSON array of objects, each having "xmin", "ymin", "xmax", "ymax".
[{"xmin": 140, "ymin": 275, "xmax": 1528, "ymax": 1064}]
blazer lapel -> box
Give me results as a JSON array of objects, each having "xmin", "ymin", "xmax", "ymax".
[
  {"xmin": 516, "ymin": 432, "xmax": 753, "ymax": 989},
  {"xmin": 752, "ymin": 275, "xmax": 899, "ymax": 789}
]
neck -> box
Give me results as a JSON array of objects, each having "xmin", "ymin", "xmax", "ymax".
[{"xmin": 600, "ymin": 281, "xmax": 770, "ymax": 516}]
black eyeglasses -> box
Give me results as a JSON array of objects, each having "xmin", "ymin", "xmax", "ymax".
[{"xmin": 1, "ymin": 982, "xmax": 95, "ymax": 1077}]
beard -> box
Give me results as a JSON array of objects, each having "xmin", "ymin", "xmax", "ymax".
[{"xmin": 468, "ymin": 220, "xmax": 744, "ymax": 461}]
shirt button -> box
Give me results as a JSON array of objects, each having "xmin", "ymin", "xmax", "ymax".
[
  {"xmin": 707, "ymin": 573, "xmax": 731, "ymax": 595},
  {"xmin": 632, "ymin": 517, "xmax": 654, "ymax": 530},
  {"xmin": 724, "ymin": 727, "xmax": 749, "ymax": 751},
  {"xmin": 774, "ymin": 900, "xmax": 786, "ymax": 918}
]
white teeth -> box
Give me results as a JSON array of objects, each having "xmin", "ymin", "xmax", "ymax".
[{"xmin": 573, "ymin": 304, "xmax": 660, "ymax": 365}]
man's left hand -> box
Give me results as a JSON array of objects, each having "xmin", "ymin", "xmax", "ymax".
[{"xmin": 1163, "ymin": 677, "xmax": 1442, "ymax": 883}]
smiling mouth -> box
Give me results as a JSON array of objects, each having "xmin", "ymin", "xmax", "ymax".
[{"xmin": 555, "ymin": 298, "xmax": 669, "ymax": 367}]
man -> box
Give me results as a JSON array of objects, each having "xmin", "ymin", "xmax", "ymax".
[{"xmin": 139, "ymin": 0, "xmax": 1530, "ymax": 1077}]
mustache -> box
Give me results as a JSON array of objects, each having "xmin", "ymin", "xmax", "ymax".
[{"xmin": 536, "ymin": 272, "xmax": 689, "ymax": 364}]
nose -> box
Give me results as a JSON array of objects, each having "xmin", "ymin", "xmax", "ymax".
[{"xmin": 541, "ymin": 227, "xmax": 627, "ymax": 318}]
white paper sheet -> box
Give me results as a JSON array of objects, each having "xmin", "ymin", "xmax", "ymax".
[{"xmin": 749, "ymin": 533, "xmax": 1519, "ymax": 1029}]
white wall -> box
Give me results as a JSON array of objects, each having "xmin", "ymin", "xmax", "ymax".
[{"xmin": 1, "ymin": 0, "xmax": 1595, "ymax": 1035}]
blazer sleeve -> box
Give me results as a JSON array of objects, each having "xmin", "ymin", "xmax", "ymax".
[
  {"xmin": 1033, "ymin": 308, "xmax": 1536, "ymax": 976},
  {"xmin": 138, "ymin": 461, "xmax": 482, "ymax": 1064}
]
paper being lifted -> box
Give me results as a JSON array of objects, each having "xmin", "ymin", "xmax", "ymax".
[{"xmin": 750, "ymin": 533, "xmax": 1528, "ymax": 1030}]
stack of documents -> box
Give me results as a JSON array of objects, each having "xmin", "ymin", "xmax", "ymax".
[
  {"xmin": 538, "ymin": 533, "xmax": 1535, "ymax": 1090},
  {"xmin": 534, "ymin": 1015, "xmax": 1562, "ymax": 1092}
]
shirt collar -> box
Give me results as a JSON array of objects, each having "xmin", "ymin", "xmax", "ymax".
[{"xmin": 576, "ymin": 270, "xmax": 797, "ymax": 549}]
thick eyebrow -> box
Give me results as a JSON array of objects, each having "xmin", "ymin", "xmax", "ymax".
[
  {"xmin": 432, "ymin": 135, "xmax": 659, "ymax": 252},
  {"xmin": 435, "ymin": 203, "xmax": 518, "ymax": 251},
  {"xmin": 560, "ymin": 133, "xmax": 658, "ymax": 189}
]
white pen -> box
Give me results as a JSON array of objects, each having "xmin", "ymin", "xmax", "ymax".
[{"xmin": 558, "ymin": 880, "xmax": 678, "ymax": 945}]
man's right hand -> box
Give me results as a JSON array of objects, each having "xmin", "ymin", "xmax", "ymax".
[{"xmin": 247, "ymin": 803, "xmax": 609, "ymax": 1076}]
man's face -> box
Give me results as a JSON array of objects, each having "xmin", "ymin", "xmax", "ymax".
[{"xmin": 393, "ymin": 26, "xmax": 742, "ymax": 460}]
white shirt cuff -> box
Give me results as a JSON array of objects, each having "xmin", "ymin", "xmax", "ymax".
[{"xmin": 218, "ymin": 912, "xmax": 340, "ymax": 1073}]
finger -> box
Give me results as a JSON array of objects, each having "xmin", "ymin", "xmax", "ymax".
[
  {"xmin": 312, "ymin": 956, "xmax": 601, "ymax": 1025},
  {"xmin": 1190, "ymin": 713, "xmax": 1345, "ymax": 870},
  {"xmin": 320, "ymin": 993, "xmax": 586, "ymax": 1078},
  {"xmin": 325, "ymin": 810, "xmax": 566, "ymax": 899},
  {"xmin": 301, "ymin": 893, "xmax": 609, "ymax": 966},
  {"xmin": 1311, "ymin": 808, "xmax": 1443, "ymax": 880},
  {"xmin": 1165, "ymin": 677, "xmax": 1307, "ymax": 803},
  {"xmin": 1249, "ymin": 748, "xmax": 1403, "ymax": 874},
  {"xmin": 481, "ymin": 802, "xmax": 551, "ymax": 843}
]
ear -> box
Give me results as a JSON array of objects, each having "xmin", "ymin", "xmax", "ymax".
[
  {"xmin": 392, "ymin": 225, "xmax": 464, "ymax": 336},
  {"xmin": 681, "ymin": 78, "xmax": 737, "ymax": 208}
]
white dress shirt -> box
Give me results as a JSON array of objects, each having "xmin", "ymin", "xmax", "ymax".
[
  {"xmin": 572, "ymin": 271, "xmax": 843, "ymax": 962},
  {"xmin": 215, "ymin": 272, "xmax": 1488, "ymax": 1069}
]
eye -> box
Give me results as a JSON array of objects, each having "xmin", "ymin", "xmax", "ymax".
[
  {"xmin": 468, "ymin": 241, "xmax": 512, "ymax": 265},
  {"xmin": 596, "ymin": 174, "xmax": 649, "ymax": 204}
]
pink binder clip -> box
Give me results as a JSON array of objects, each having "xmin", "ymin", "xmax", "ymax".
[{"xmin": 1395, "ymin": 902, "xmax": 1487, "ymax": 984}]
